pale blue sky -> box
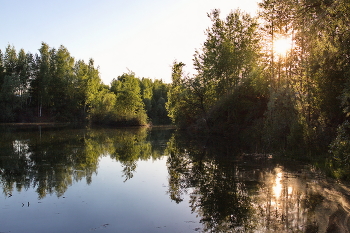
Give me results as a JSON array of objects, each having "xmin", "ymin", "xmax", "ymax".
[{"xmin": 1, "ymin": 0, "xmax": 260, "ymax": 84}]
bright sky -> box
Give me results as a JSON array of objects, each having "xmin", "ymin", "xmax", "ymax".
[{"xmin": 1, "ymin": 0, "xmax": 260, "ymax": 84}]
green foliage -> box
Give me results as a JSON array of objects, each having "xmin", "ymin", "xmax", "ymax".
[
  {"xmin": 207, "ymin": 76, "xmax": 269, "ymax": 141},
  {"xmin": 140, "ymin": 78, "xmax": 153, "ymax": 115},
  {"xmin": 165, "ymin": 0, "xmax": 350, "ymax": 157},
  {"xmin": 194, "ymin": 9, "xmax": 260, "ymax": 97},
  {"xmin": 0, "ymin": 50, "xmax": 4, "ymax": 82},
  {"xmin": 168, "ymin": 10, "xmax": 263, "ymax": 133},
  {"xmin": 0, "ymin": 74, "xmax": 22, "ymax": 122},
  {"xmin": 140, "ymin": 78, "xmax": 171, "ymax": 125},
  {"xmin": 263, "ymin": 87, "xmax": 299, "ymax": 150},
  {"xmin": 109, "ymin": 72, "xmax": 148, "ymax": 125},
  {"xmin": 32, "ymin": 42, "xmax": 52, "ymax": 116},
  {"xmin": 89, "ymin": 88, "xmax": 117, "ymax": 124},
  {"xmin": 330, "ymin": 121, "xmax": 350, "ymax": 165},
  {"xmin": 0, "ymin": 43, "xmax": 165, "ymax": 126},
  {"xmin": 0, "ymin": 46, "xmax": 32, "ymax": 122},
  {"xmin": 166, "ymin": 61, "xmax": 199, "ymax": 127},
  {"xmin": 2, "ymin": 0, "xmax": 350, "ymax": 164}
]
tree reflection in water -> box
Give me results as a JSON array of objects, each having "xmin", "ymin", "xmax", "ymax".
[
  {"xmin": 0, "ymin": 126, "xmax": 170, "ymax": 198},
  {"xmin": 1, "ymin": 127, "xmax": 350, "ymax": 232},
  {"xmin": 166, "ymin": 134, "xmax": 253, "ymax": 232},
  {"xmin": 165, "ymin": 132, "xmax": 350, "ymax": 232}
]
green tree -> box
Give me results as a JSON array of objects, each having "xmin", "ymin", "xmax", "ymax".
[
  {"xmin": 85, "ymin": 59, "xmax": 104, "ymax": 115},
  {"xmin": 74, "ymin": 59, "xmax": 102, "ymax": 120},
  {"xmin": 73, "ymin": 59, "xmax": 89, "ymax": 119},
  {"xmin": 110, "ymin": 72, "xmax": 148, "ymax": 125},
  {"xmin": 3, "ymin": 45, "xmax": 18, "ymax": 76},
  {"xmin": 0, "ymin": 50, "xmax": 4, "ymax": 90},
  {"xmin": 48, "ymin": 45, "xmax": 77, "ymax": 120},
  {"xmin": 258, "ymin": 0, "xmax": 350, "ymax": 151},
  {"xmin": 140, "ymin": 77, "xmax": 153, "ymax": 117},
  {"xmin": 30, "ymin": 42, "xmax": 52, "ymax": 118},
  {"xmin": 89, "ymin": 88, "xmax": 117, "ymax": 123},
  {"xmin": 0, "ymin": 46, "xmax": 22, "ymax": 121},
  {"xmin": 165, "ymin": 61, "xmax": 190, "ymax": 126},
  {"xmin": 0, "ymin": 74, "xmax": 21, "ymax": 122},
  {"xmin": 169, "ymin": 10, "xmax": 263, "ymax": 131},
  {"xmin": 194, "ymin": 9, "xmax": 260, "ymax": 97},
  {"xmin": 16, "ymin": 49, "xmax": 32, "ymax": 109},
  {"xmin": 140, "ymin": 78, "xmax": 171, "ymax": 125}
]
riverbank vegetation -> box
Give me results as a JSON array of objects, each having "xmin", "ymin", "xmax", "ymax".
[
  {"xmin": 1, "ymin": 0, "xmax": 349, "ymax": 176},
  {"xmin": 165, "ymin": 0, "xmax": 350, "ymax": 177}
]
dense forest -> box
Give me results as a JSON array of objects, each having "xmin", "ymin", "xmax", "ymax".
[
  {"xmin": 0, "ymin": 43, "xmax": 170, "ymax": 125},
  {"xmin": 1, "ymin": 0, "xmax": 350, "ymax": 175},
  {"xmin": 165, "ymin": 0, "xmax": 350, "ymax": 175}
]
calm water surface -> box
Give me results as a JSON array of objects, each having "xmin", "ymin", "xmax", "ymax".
[{"xmin": 0, "ymin": 126, "xmax": 349, "ymax": 232}]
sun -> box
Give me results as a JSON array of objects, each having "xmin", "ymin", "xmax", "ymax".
[{"xmin": 273, "ymin": 36, "xmax": 293, "ymax": 56}]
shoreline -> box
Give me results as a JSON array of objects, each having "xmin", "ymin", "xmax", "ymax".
[
  {"xmin": 0, "ymin": 122, "xmax": 70, "ymax": 126},
  {"xmin": 0, "ymin": 122, "xmax": 176, "ymax": 128}
]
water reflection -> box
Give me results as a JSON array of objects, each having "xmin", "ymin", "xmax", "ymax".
[
  {"xmin": 165, "ymin": 133, "xmax": 350, "ymax": 232},
  {"xmin": 1, "ymin": 127, "xmax": 350, "ymax": 232},
  {"xmin": 0, "ymin": 126, "xmax": 172, "ymax": 199},
  {"xmin": 165, "ymin": 135, "xmax": 254, "ymax": 232}
]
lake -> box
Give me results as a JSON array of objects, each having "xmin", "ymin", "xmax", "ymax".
[{"xmin": 0, "ymin": 125, "xmax": 349, "ymax": 232}]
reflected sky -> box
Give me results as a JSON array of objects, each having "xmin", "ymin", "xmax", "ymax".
[
  {"xmin": 0, "ymin": 126, "xmax": 350, "ymax": 232},
  {"xmin": 1, "ymin": 156, "xmax": 200, "ymax": 233}
]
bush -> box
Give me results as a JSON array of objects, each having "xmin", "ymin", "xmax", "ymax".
[{"xmin": 330, "ymin": 121, "xmax": 350, "ymax": 164}]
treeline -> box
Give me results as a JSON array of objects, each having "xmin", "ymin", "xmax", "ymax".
[
  {"xmin": 0, "ymin": 43, "xmax": 170, "ymax": 125},
  {"xmin": 2, "ymin": 0, "xmax": 350, "ymax": 174},
  {"xmin": 166, "ymin": 0, "xmax": 350, "ymax": 169}
]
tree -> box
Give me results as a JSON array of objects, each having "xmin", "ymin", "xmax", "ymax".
[
  {"xmin": 85, "ymin": 59, "xmax": 103, "ymax": 114},
  {"xmin": 0, "ymin": 74, "xmax": 21, "ymax": 122},
  {"xmin": 140, "ymin": 77, "xmax": 153, "ymax": 116},
  {"xmin": 3, "ymin": 45, "xmax": 17, "ymax": 76},
  {"xmin": 0, "ymin": 46, "xmax": 19, "ymax": 121},
  {"xmin": 169, "ymin": 10, "xmax": 262, "ymax": 130},
  {"xmin": 47, "ymin": 45, "xmax": 77, "ymax": 120},
  {"xmin": 110, "ymin": 72, "xmax": 148, "ymax": 125},
  {"xmin": 16, "ymin": 49, "xmax": 32, "ymax": 108},
  {"xmin": 89, "ymin": 88, "xmax": 117, "ymax": 123},
  {"xmin": 194, "ymin": 9, "xmax": 260, "ymax": 97},
  {"xmin": 166, "ymin": 61, "xmax": 192, "ymax": 126},
  {"xmin": 140, "ymin": 78, "xmax": 171, "ymax": 125},
  {"xmin": 30, "ymin": 42, "xmax": 52, "ymax": 117},
  {"xmin": 0, "ymin": 50, "xmax": 4, "ymax": 90}
]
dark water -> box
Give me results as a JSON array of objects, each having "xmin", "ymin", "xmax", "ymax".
[{"xmin": 0, "ymin": 126, "xmax": 349, "ymax": 233}]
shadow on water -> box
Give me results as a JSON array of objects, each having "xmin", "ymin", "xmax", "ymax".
[{"xmin": 1, "ymin": 126, "xmax": 350, "ymax": 232}]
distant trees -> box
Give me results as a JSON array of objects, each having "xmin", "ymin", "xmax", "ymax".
[
  {"xmin": 140, "ymin": 78, "xmax": 171, "ymax": 125},
  {"xmin": 0, "ymin": 43, "xmax": 170, "ymax": 125},
  {"xmin": 0, "ymin": 45, "xmax": 32, "ymax": 122},
  {"xmin": 109, "ymin": 72, "xmax": 147, "ymax": 125}
]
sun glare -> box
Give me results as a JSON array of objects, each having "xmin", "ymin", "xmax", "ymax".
[{"xmin": 274, "ymin": 36, "xmax": 293, "ymax": 56}]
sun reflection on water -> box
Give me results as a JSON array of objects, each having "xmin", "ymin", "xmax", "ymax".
[
  {"xmin": 273, "ymin": 171, "xmax": 283, "ymax": 199},
  {"xmin": 251, "ymin": 166, "xmax": 312, "ymax": 232}
]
